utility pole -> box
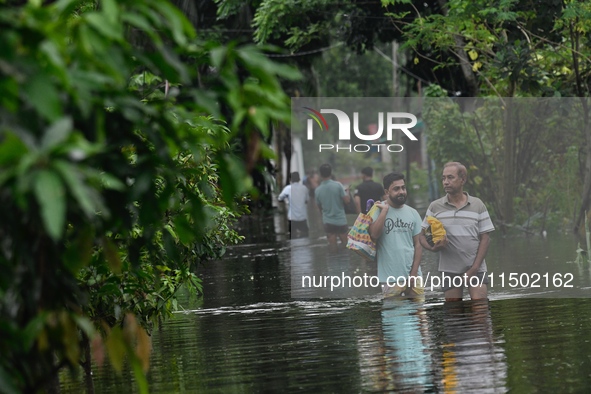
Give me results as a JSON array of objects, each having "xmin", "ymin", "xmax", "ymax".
[
  {"xmin": 392, "ymin": 41, "xmax": 399, "ymax": 97},
  {"xmin": 392, "ymin": 41, "xmax": 410, "ymax": 194},
  {"xmin": 381, "ymin": 42, "xmax": 400, "ymax": 167}
]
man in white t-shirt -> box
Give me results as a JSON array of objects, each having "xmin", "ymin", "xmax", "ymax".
[
  {"xmin": 278, "ymin": 172, "xmax": 309, "ymax": 238},
  {"xmin": 369, "ymin": 172, "xmax": 423, "ymax": 298}
]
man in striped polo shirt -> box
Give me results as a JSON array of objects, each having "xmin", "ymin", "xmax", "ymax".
[{"xmin": 420, "ymin": 162, "xmax": 495, "ymax": 301}]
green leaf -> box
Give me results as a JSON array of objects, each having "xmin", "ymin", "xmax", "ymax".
[
  {"xmin": 98, "ymin": 283, "xmax": 121, "ymax": 296},
  {"xmin": 64, "ymin": 225, "xmax": 94, "ymax": 274},
  {"xmin": 162, "ymin": 229, "xmax": 181, "ymax": 262},
  {"xmin": 86, "ymin": 13, "xmax": 123, "ymax": 41},
  {"xmin": 173, "ymin": 216, "xmax": 196, "ymax": 245},
  {"xmin": 217, "ymin": 153, "xmax": 249, "ymax": 204},
  {"xmin": 164, "ymin": 224, "xmax": 178, "ymax": 241},
  {"xmin": 101, "ymin": 0, "xmax": 119, "ymax": 24},
  {"xmin": 154, "ymin": 46, "xmax": 188, "ymax": 83},
  {"xmin": 72, "ymin": 315, "xmax": 96, "ymax": 339},
  {"xmin": 238, "ymin": 46, "xmax": 301, "ymax": 80},
  {"xmin": 99, "ymin": 172, "xmax": 126, "ymax": 191},
  {"xmin": 34, "ymin": 170, "xmax": 66, "ymax": 241},
  {"xmin": 210, "ymin": 46, "xmax": 227, "ymax": 69},
  {"xmin": 102, "ymin": 237, "xmax": 122, "ymax": 274},
  {"xmin": 0, "ymin": 168, "xmax": 15, "ymax": 189},
  {"xmin": 41, "ymin": 117, "xmax": 73, "ymax": 150},
  {"xmin": 192, "ymin": 90, "xmax": 221, "ymax": 119},
  {"xmin": 23, "ymin": 74, "xmax": 62, "ymax": 122},
  {"xmin": 53, "ymin": 160, "xmax": 96, "ymax": 217},
  {"xmin": 0, "ymin": 132, "xmax": 28, "ymax": 167},
  {"xmin": 131, "ymin": 355, "xmax": 149, "ymax": 394},
  {"xmin": 39, "ymin": 40, "xmax": 66, "ymax": 72},
  {"xmin": 53, "ymin": 0, "xmax": 81, "ymax": 14},
  {"xmin": 106, "ymin": 327, "xmax": 126, "ymax": 372},
  {"xmin": 151, "ymin": 1, "xmax": 195, "ymax": 45},
  {"xmin": 121, "ymin": 13, "xmax": 153, "ymax": 37},
  {"xmin": 22, "ymin": 313, "xmax": 48, "ymax": 350}
]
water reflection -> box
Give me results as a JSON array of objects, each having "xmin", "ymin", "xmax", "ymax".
[
  {"xmin": 434, "ymin": 301, "xmax": 507, "ymax": 393},
  {"xmin": 381, "ymin": 299, "xmax": 432, "ymax": 392},
  {"xmin": 290, "ymin": 236, "xmax": 381, "ymax": 299},
  {"xmin": 58, "ymin": 214, "xmax": 591, "ymax": 392},
  {"xmin": 358, "ymin": 299, "xmax": 433, "ymax": 392}
]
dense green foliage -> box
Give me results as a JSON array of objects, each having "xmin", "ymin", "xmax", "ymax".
[
  {"xmin": 0, "ymin": 0, "xmax": 298, "ymax": 392},
  {"xmin": 384, "ymin": 0, "xmax": 591, "ymax": 230},
  {"xmin": 6, "ymin": 0, "xmax": 591, "ymax": 391},
  {"xmin": 422, "ymin": 94, "xmax": 583, "ymax": 229},
  {"xmin": 244, "ymin": 0, "xmax": 591, "ymax": 232}
]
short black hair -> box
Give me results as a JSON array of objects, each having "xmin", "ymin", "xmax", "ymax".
[
  {"xmin": 319, "ymin": 163, "xmax": 332, "ymax": 178},
  {"xmin": 383, "ymin": 172, "xmax": 405, "ymax": 189},
  {"xmin": 361, "ymin": 167, "xmax": 373, "ymax": 177},
  {"xmin": 290, "ymin": 172, "xmax": 300, "ymax": 182}
]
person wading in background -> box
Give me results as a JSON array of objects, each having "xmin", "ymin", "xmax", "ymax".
[
  {"xmin": 315, "ymin": 163, "xmax": 349, "ymax": 253},
  {"xmin": 278, "ymin": 171, "xmax": 309, "ymax": 238},
  {"xmin": 354, "ymin": 166, "xmax": 385, "ymax": 214}
]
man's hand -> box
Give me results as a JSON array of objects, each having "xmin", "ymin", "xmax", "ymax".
[
  {"xmin": 368, "ymin": 200, "xmax": 388, "ymax": 241},
  {"xmin": 374, "ymin": 200, "xmax": 389, "ymax": 210},
  {"xmin": 408, "ymin": 268, "xmax": 419, "ymax": 289},
  {"xmin": 430, "ymin": 235, "xmax": 448, "ymax": 251},
  {"xmin": 464, "ymin": 266, "xmax": 478, "ymax": 279}
]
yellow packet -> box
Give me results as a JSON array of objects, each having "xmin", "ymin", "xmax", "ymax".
[{"xmin": 425, "ymin": 216, "xmax": 446, "ymax": 246}]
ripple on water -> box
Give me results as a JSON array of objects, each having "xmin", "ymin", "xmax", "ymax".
[{"xmin": 60, "ymin": 232, "xmax": 591, "ymax": 393}]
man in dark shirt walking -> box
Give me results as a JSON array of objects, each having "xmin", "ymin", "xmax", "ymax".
[{"xmin": 354, "ymin": 167, "xmax": 385, "ymax": 214}]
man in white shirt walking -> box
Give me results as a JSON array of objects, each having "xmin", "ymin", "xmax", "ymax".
[{"xmin": 278, "ymin": 172, "xmax": 309, "ymax": 238}]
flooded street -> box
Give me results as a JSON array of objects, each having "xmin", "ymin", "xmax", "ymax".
[{"xmin": 61, "ymin": 214, "xmax": 591, "ymax": 393}]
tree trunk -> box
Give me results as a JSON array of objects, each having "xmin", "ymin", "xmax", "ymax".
[
  {"xmin": 574, "ymin": 100, "xmax": 591, "ymax": 233},
  {"xmin": 502, "ymin": 96, "xmax": 516, "ymax": 224},
  {"xmin": 437, "ymin": 0, "xmax": 479, "ymax": 97},
  {"xmin": 274, "ymin": 122, "xmax": 284, "ymax": 190},
  {"xmin": 452, "ymin": 34, "xmax": 479, "ymax": 97},
  {"xmin": 571, "ymin": 19, "xmax": 591, "ymax": 234},
  {"xmin": 282, "ymin": 123, "xmax": 292, "ymax": 185},
  {"xmin": 83, "ymin": 335, "xmax": 95, "ymax": 394}
]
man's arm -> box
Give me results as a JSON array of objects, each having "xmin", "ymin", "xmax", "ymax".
[
  {"xmin": 342, "ymin": 187, "xmax": 351, "ymax": 205},
  {"xmin": 465, "ymin": 232, "xmax": 491, "ymax": 276},
  {"xmin": 368, "ymin": 201, "xmax": 388, "ymax": 241},
  {"xmin": 278, "ymin": 185, "xmax": 289, "ymax": 202},
  {"xmin": 314, "ymin": 190, "xmax": 322, "ymax": 212},
  {"xmin": 419, "ymin": 207, "xmax": 441, "ymax": 252},
  {"xmin": 354, "ymin": 195, "xmax": 361, "ymax": 214},
  {"xmin": 409, "ymin": 234, "xmax": 422, "ymax": 277},
  {"xmin": 418, "ymin": 231, "xmax": 431, "ymax": 250}
]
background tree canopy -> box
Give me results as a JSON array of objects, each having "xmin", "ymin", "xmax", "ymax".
[
  {"xmin": 0, "ymin": 0, "xmax": 298, "ymax": 392},
  {"xmin": 4, "ymin": 0, "xmax": 591, "ymax": 392},
  {"xmin": 244, "ymin": 0, "xmax": 591, "ymax": 233}
]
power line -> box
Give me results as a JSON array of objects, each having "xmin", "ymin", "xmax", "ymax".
[
  {"xmin": 266, "ymin": 42, "xmax": 345, "ymax": 57},
  {"xmin": 373, "ymin": 46, "xmax": 435, "ymax": 88},
  {"xmin": 375, "ymin": 47, "xmax": 460, "ymax": 95},
  {"xmin": 264, "ymin": 42, "xmax": 451, "ymax": 94}
]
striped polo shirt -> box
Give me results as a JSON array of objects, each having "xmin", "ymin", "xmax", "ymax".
[{"xmin": 422, "ymin": 192, "xmax": 494, "ymax": 273}]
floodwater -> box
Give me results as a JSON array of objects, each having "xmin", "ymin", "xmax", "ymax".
[{"xmin": 61, "ymin": 213, "xmax": 591, "ymax": 393}]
